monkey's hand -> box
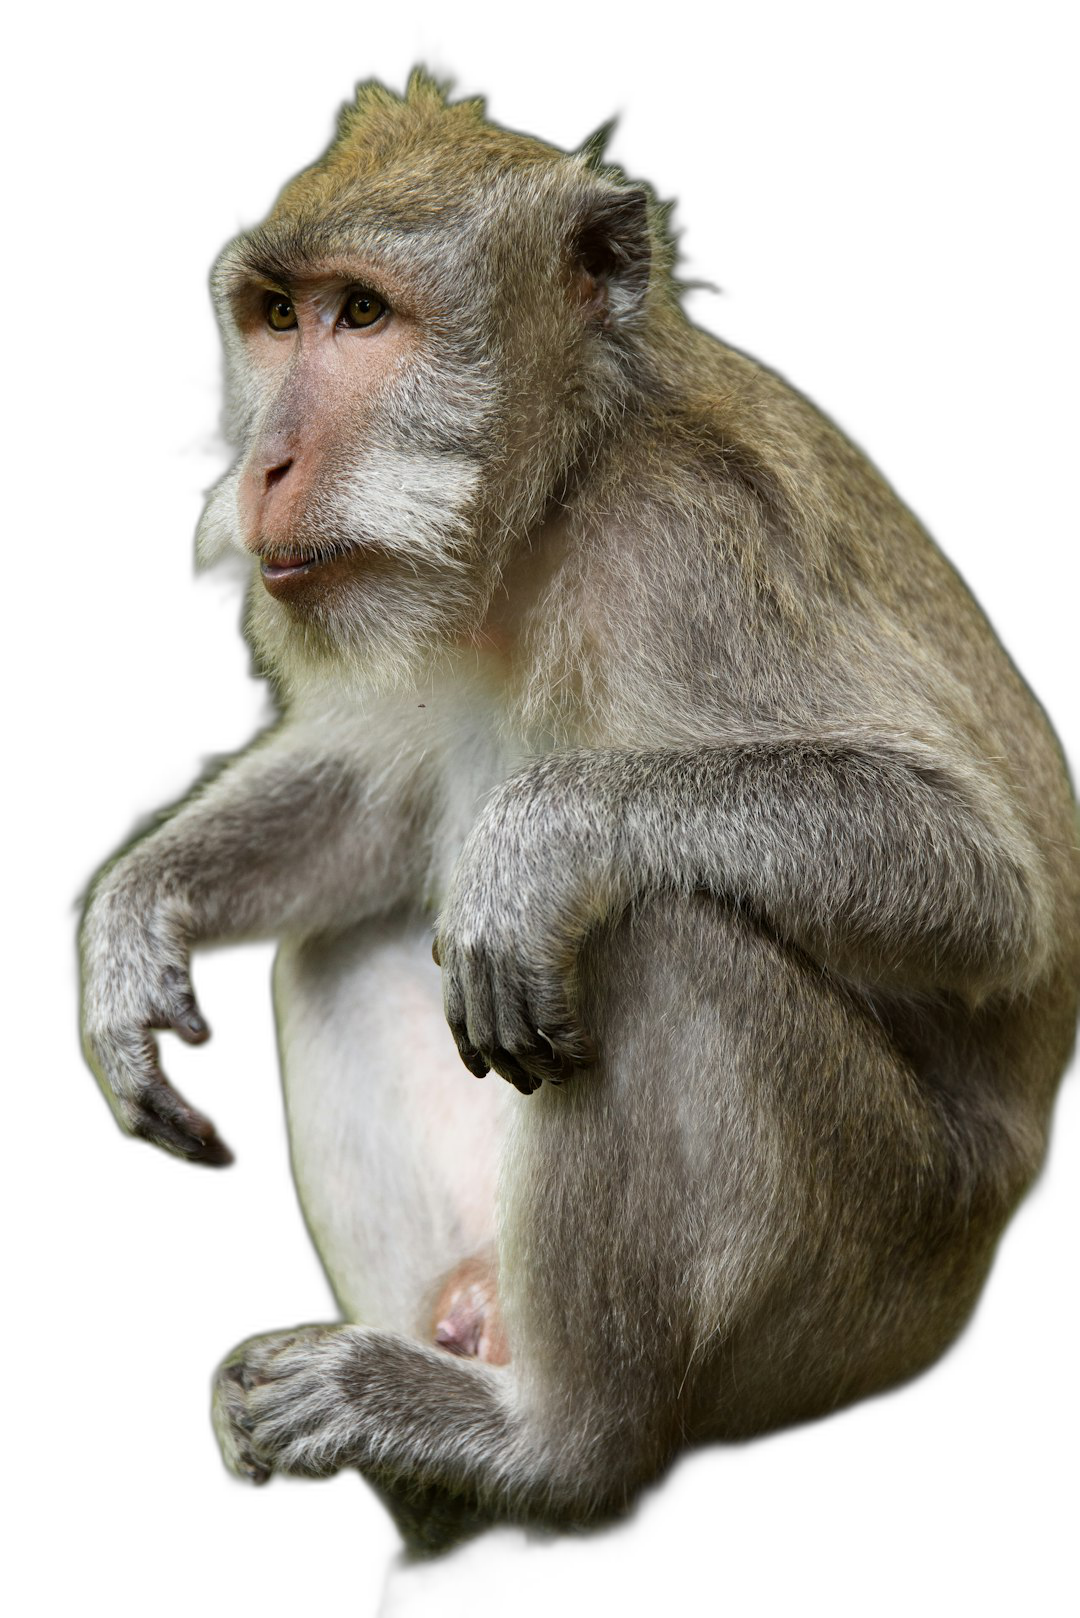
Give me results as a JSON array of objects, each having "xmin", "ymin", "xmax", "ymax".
[
  {"xmin": 80, "ymin": 876, "xmax": 232, "ymax": 1165},
  {"xmin": 434, "ymin": 777, "xmax": 610, "ymax": 1093}
]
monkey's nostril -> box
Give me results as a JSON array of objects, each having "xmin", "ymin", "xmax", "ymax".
[{"xmin": 265, "ymin": 459, "xmax": 293, "ymax": 489}]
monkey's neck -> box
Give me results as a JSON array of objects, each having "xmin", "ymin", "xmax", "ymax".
[{"xmin": 461, "ymin": 511, "xmax": 576, "ymax": 662}]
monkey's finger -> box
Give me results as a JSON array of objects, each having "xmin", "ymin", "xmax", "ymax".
[
  {"xmin": 523, "ymin": 988, "xmax": 598, "ymax": 1078},
  {"xmin": 451, "ymin": 1028, "xmax": 491, "ymax": 1079},
  {"xmin": 440, "ymin": 947, "xmax": 467, "ymax": 1029},
  {"xmin": 441, "ymin": 939, "xmax": 502, "ymax": 1070},
  {"xmin": 136, "ymin": 1115, "xmax": 233, "ymax": 1166},
  {"xmin": 114, "ymin": 1041, "xmax": 236, "ymax": 1171},
  {"xmin": 440, "ymin": 953, "xmax": 491, "ymax": 1075},
  {"xmin": 431, "ymin": 936, "xmax": 442, "ymax": 967},
  {"xmin": 524, "ymin": 1049, "xmax": 575, "ymax": 1085},
  {"xmin": 490, "ymin": 1050, "xmax": 542, "ymax": 1095},
  {"xmin": 124, "ymin": 1087, "xmax": 236, "ymax": 1177},
  {"xmin": 159, "ymin": 965, "xmax": 212, "ymax": 1044},
  {"xmin": 512, "ymin": 1046, "xmax": 574, "ymax": 1087},
  {"xmin": 488, "ymin": 969, "xmax": 588, "ymax": 1086},
  {"xmin": 158, "ymin": 1126, "xmax": 233, "ymax": 1166},
  {"xmin": 542, "ymin": 1032, "xmax": 598, "ymax": 1080},
  {"xmin": 460, "ymin": 955, "xmax": 498, "ymax": 1060},
  {"xmin": 148, "ymin": 1087, "xmax": 234, "ymax": 1164},
  {"xmin": 171, "ymin": 1011, "xmax": 212, "ymax": 1045}
]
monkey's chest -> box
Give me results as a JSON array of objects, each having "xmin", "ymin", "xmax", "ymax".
[{"xmin": 415, "ymin": 687, "xmax": 529, "ymax": 911}]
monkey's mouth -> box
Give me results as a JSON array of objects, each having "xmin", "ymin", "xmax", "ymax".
[
  {"xmin": 258, "ymin": 548, "xmax": 349, "ymax": 599},
  {"xmin": 260, "ymin": 552, "xmax": 324, "ymax": 580}
]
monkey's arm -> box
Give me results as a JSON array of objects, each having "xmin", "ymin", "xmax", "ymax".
[
  {"xmin": 435, "ymin": 738, "xmax": 1051, "ymax": 1090},
  {"xmin": 80, "ymin": 724, "xmax": 426, "ymax": 1161}
]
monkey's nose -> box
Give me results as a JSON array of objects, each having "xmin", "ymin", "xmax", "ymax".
[{"xmin": 265, "ymin": 458, "xmax": 294, "ymax": 489}]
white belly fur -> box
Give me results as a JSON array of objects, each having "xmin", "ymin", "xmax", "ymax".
[{"xmin": 273, "ymin": 914, "xmax": 507, "ymax": 1334}]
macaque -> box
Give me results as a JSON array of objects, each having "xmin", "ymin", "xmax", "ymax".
[{"xmin": 80, "ymin": 72, "xmax": 1080, "ymax": 1550}]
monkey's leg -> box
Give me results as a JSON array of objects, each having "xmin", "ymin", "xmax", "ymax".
[
  {"xmin": 215, "ymin": 896, "xmax": 1026, "ymax": 1526},
  {"xmin": 499, "ymin": 891, "xmax": 1034, "ymax": 1462}
]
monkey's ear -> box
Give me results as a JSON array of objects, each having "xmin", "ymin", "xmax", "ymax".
[{"xmin": 571, "ymin": 185, "xmax": 651, "ymax": 329}]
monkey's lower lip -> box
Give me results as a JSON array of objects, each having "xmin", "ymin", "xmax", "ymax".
[
  {"xmin": 259, "ymin": 553, "xmax": 341, "ymax": 598},
  {"xmin": 260, "ymin": 554, "xmax": 322, "ymax": 579},
  {"xmin": 259, "ymin": 549, "xmax": 353, "ymax": 601}
]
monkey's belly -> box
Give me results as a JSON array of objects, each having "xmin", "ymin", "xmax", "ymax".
[{"xmin": 273, "ymin": 915, "xmax": 507, "ymax": 1336}]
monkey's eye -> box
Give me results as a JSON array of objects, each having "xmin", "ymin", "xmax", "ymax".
[
  {"xmin": 339, "ymin": 290, "xmax": 386, "ymax": 329},
  {"xmin": 265, "ymin": 294, "xmax": 297, "ymax": 332}
]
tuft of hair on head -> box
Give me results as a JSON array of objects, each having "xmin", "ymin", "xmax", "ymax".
[
  {"xmin": 328, "ymin": 67, "xmax": 495, "ymax": 168},
  {"xmin": 579, "ymin": 119, "xmax": 621, "ymax": 172}
]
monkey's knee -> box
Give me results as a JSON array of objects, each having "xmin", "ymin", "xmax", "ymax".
[{"xmin": 431, "ymin": 1252, "xmax": 508, "ymax": 1365}]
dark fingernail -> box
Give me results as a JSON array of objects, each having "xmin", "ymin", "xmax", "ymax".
[
  {"xmin": 431, "ymin": 938, "xmax": 442, "ymax": 966},
  {"xmin": 194, "ymin": 1135, "xmax": 235, "ymax": 1167}
]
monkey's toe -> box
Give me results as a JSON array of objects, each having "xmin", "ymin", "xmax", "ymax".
[
  {"xmin": 212, "ymin": 1360, "xmax": 273, "ymax": 1484},
  {"xmin": 212, "ymin": 1325, "xmax": 366, "ymax": 1482}
]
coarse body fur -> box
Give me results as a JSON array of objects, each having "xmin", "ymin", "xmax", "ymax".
[{"xmin": 80, "ymin": 75, "xmax": 1080, "ymax": 1549}]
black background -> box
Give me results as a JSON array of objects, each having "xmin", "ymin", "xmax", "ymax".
[{"xmin": 52, "ymin": 28, "xmax": 1075, "ymax": 1618}]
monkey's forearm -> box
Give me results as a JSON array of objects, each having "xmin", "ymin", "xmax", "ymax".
[
  {"xmin": 499, "ymin": 741, "xmax": 1050, "ymax": 1001},
  {"xmin": 439, "ymin": 735, "xmax": 1052, "ymax": 1091},
  {"xmin": 81, "ymin": 730, "xmax": 426, "ymax": 1160},
  {"xmin": 90, "ymin": 731, "xmax": 422, "ymax": 947}
]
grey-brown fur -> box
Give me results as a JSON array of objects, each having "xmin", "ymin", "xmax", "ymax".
[{"xmin": 79, "ymin": 72, "xmax": 1079, "ymax": 1549}]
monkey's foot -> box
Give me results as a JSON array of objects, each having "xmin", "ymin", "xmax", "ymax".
[{"xmin": 212, "ymin": 1324, "xmax": 364, "ymax": 1483}]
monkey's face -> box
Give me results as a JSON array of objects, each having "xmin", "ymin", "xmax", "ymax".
[{"xmin": 196, "ymin": 99, "xmax": 652, "ymax": 693}]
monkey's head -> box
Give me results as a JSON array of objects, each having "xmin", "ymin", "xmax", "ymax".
[{"xmin": 196, "ymin": 72, "xmax": 670, "ymax": 694}]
